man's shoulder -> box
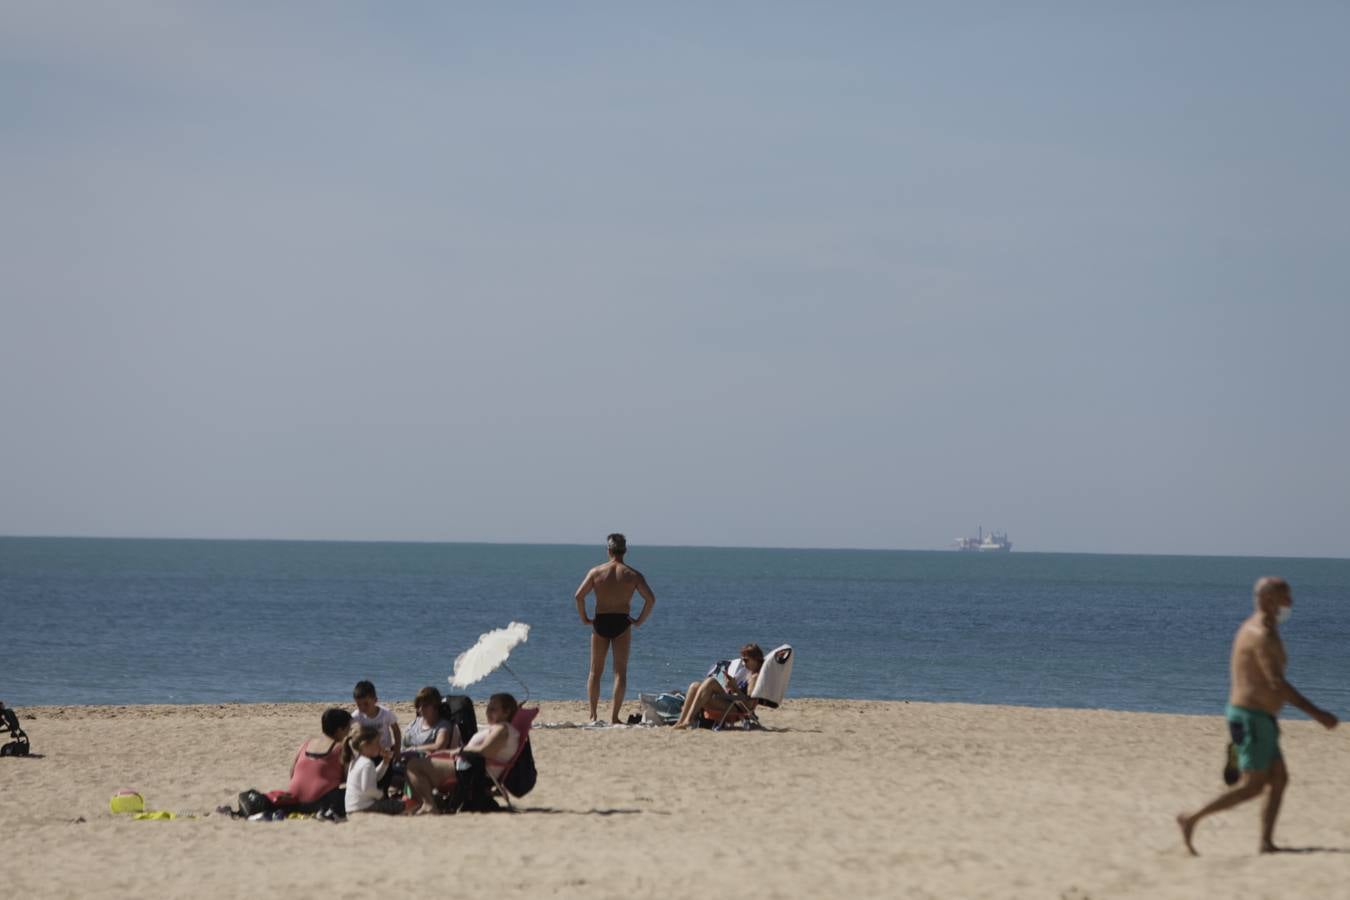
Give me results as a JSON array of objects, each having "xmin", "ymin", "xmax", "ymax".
[{"xmin": 1235, "ymin": 616, "xmax": 1276, "ymax": 647}]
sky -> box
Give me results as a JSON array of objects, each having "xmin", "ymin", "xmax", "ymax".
[{"xmin": 3, "ymin": 3, "xmax": 1348, "ymax": 557}]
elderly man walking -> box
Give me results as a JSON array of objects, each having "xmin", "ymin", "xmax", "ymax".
[{"xmin": 1177, "ymin": 577, "xmax": 1338, "ymax": 855}]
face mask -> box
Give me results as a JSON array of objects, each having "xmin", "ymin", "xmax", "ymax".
[{"xmin": 1275, "ymin": 606, "xmax": 1291, "ymax": 625}]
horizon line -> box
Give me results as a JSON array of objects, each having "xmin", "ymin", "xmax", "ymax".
[{"xmin": 1, "ymin": 532, "xmax": 1345, "ymax": 563}]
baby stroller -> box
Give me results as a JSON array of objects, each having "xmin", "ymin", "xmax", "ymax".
[{"xmin": 0, "ymin": 702, "xmax": 31, "ymax": 757}]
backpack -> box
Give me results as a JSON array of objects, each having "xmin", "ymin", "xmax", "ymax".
[
  {"xmin": 502, "ymin": 740, "xmax": 536, "ymax": 797},
  {"xmin": 440, "ymin": 694, "xmax": 478, "ymax": 747},
  {"xmin": 237, "ymin": 789, "xmax": 275, "ymax": 817}
]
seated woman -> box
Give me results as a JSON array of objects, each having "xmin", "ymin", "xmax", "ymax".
[
  {"xmin": 403, "ymin": 692, "xmax": 521, "ymax": 811},
  {"xmin": 672, "ymin": 643, "xmax": 765, "ymax": 729},
  {"xmin": 286, "ymin": 707, "xmax": 353, "ymax": 814},
  {"xmin": 401, "ymin": 686, "xmax": 461, "ymax": 757}
]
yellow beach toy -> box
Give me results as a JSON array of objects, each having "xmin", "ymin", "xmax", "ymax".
[{"xmin": 109, "ymin": 790, "xmax": 145, "ymax": 815}]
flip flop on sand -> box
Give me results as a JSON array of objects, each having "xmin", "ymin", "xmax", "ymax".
[{"xmin": 1222, "ymin": 741, "xmax": 1240, "ymax": 785}]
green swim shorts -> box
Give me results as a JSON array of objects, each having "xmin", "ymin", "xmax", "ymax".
[{"xmin": 1225, "ymin": 704, "xmax": 1282, "ymax": 772}]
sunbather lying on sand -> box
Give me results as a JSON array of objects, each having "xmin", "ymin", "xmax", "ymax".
[{"xmin": 672, "ymin": 643, "xmax": 764, "ymax": 729}]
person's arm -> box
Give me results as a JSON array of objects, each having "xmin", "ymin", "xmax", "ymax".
[
  {"xmin": 390, "ymin": 720, "xmax": 402, "ymax": 750},
  {"xmin": 1256, "ymin": 639, "xmax": 1338, "ymax": 729},
  {"xmin": 290, "ymin": 741, "xmax": 304, "ymax": 780},
  {"xmin": 408, "ymin": 722, "xmax": 453, "ymax": 755},
  {"xmin": 575, "ymin": 570, "xmax": 595, "ymax": 625},
  {"xmin": 631, "ymin": 573, "xmax": 656, "ymax": 627}
]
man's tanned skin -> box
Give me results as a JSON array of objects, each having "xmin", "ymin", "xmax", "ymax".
[
  {"xmin": 1177, "ymin": 577, "xmax": 1338, "ymax": 855},
  {"xmin": 575, "ymin": 534, "xmax": 655, "ymax": 724}
]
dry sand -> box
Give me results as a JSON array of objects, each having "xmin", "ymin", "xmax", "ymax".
[{"xmin": 3, "ymin": 699, "xmax": 1347, "ymax": 898}]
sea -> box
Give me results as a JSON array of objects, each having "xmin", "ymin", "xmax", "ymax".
[{"xmin": 2, "ymin": 537, "xmax": 1347, "ymax": 718}]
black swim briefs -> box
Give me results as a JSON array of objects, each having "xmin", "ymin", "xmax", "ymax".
[{"xmin": 592, "ymin": 613, "xmax": 632, "ymax": 640}]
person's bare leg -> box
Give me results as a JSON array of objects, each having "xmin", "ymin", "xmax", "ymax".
[
  {"xmin": 587, "ymin": 632, "xmax": 610, "ymax": 722},
  {"xmin": 1177, "ymin": 770, "xmax": 1270, "ymax": 855},
  {"xmin": 674, "ymin": 678, "xmax": 717, "ymax": 729},
  {"xmin": 673, "ymin": 678, "xmax": 726, "ymax": 729},
  {"xmin": 609, "ymin": 628, "xmax": 632, "ymax": 724},
  {"xmin": 1259, "ymin": 757, "xmax": 1289, "ymax": 852},
  {"xmin": 673, "ymin": 680, "xmax": 703, "ymax": 728},
  {"xmin": 403, "ymin": 757, "xmax": 441, "ymax": 811}
]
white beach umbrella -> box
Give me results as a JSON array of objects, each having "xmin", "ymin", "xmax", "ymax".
[{"xmin": 449, "ymin": 621, "xmax": 531, "ymax": 698}]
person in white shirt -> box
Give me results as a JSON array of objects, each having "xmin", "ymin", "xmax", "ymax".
[
  {"xmin": 351, "ymin": 680, "xmax": 402, "ymax": 751},
  {"xmin": 343, "ymin": 725, "xmax": 407, "ymax": 815}
]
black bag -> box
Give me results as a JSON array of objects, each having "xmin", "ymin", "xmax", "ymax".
[
  {"xmin": 502, "ymin": 741, "xmax": 536, "ymax": 797},
  {"xmin": 0, "ymin": 705, "xmax": 30, "ymax": 757},
  {"xmin": 441, "ymin": 694, "xmax": 477, "ymax": 746},
  {"xmin": 441, "ymin": 752, "xmax": 502, "ymax": 813},
  {"xmin": 238, "ymin": 789, "xmax": 276, "ymax": 817}
]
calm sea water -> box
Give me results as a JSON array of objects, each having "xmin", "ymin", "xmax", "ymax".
[{"xmin": 1, "ymin": 538, "xmax": 1346, "ymax": 717}]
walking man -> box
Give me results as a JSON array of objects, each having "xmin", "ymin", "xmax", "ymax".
[
  {"xmin": 574, "ymin": 533, "xmax": 656, "ymax": 724},
  {"xmin": 1177, "ymin": 576, "xmax": 1338, "ymax": 854}
]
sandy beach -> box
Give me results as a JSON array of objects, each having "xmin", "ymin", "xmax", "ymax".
[{"xmin": 3, "ymin": 698, "xmax": 1347, "ymax": 898}]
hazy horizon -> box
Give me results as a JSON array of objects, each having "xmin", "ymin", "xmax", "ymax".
[
  {"xmin": 3, "ymin": 532, "xmax": 1347, "ymax": 562},
  {"xmin": 4, "ymin": 4, "xmax": 1348, "ymax": 558}
]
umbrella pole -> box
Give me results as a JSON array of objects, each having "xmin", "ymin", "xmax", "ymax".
[{"xmin": 499, "ymin": 662, "xmax": 530, "ymax": 705}]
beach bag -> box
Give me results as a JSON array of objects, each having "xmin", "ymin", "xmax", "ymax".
[
  {"xmin": 441, "ymin": 752, "xmax": 501, "ymax": 813},
  {"xmin": 639, "ymin": 691, "xmax": 684, "ymax": 725},
  {"xmin": 238, "ymin": 789, "xmax": 276, "ymax": 817},
  {"xmin": 502, "ymin": 741, "xmax": 537, "ymax": 797}
]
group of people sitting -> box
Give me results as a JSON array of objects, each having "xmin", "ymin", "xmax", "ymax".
[
  {"xmin": 284, "ymin": 680, "xmax": 523, "ymax": 817},
  {"xmin": 274, "ymin": 643, "xmax": 769, "ymax": 817}
]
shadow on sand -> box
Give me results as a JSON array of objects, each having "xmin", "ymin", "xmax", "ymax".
[
  {"xmin": 1272, "ymin": 846, "xmax": 1350, "ymax": 855},
  {"xmin": 514, "ymin": 806, "xmax": 664, "ymax": 816}
]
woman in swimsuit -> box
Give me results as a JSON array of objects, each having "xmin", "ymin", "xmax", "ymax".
[
  {"xmin": 286, "ymin": 707, "xmax": 352, "ymax": 814},
  {"xmin": 672, "ymin": 643, "xmax": 765, "ymax": 729}
]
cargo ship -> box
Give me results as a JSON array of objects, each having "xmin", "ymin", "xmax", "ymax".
[{"xmin": 955, "ymin": 526, "xmax": 1012, "ymax": 552}]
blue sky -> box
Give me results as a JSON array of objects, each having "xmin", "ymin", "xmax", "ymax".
[{"xmin": 3, "ymin": 3, "xmax": 1348, "ymax": 556}]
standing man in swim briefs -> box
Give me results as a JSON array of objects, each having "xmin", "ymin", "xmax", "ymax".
[
  {"xmin": 575, "ymin": 533, "xmax": 656, "ymax": 724},
  {"xmin": 1177, "ymin": 577, "xmax": 1338, "ymax": 855}
]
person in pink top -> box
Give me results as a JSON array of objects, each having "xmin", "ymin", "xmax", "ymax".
[{"xmin": 287, "ymin": 708, "xmax": 352, "ymax": 814}]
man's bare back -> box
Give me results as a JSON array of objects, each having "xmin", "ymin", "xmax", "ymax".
[
  {"xmin": 574, "ymin": 533, "xmax": 656, "ymax": 723},
  {"xmin": 586, "ymin": 560, "xmax": 647, "ymax": 616}
]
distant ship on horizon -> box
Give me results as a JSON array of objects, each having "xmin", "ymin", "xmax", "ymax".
[{"xmin": 955, "ymin": 526, "xmax": 1012, "ymax": 552}]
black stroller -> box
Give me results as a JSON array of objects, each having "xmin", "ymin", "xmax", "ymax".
[{"xmin": 1, "ymin": 702, "xmax": 31, "ymax": 757}]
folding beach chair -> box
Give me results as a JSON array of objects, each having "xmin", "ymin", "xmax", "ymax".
[
  {"xmin": 434, "ymin": 705, "xmax": 539, "ymax": 812},
  {"xmin": 705, "ymin": 644, "xmax": 794, "ymax": 730},
  {"xmin": 487, "ymin": 705, "xmax": 539, "ymax": 809},
  {"xmin": 0, "ymin": 702, "xmax": 31, "ymax": 757}
]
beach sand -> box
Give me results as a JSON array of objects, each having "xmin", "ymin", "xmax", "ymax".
[{"xmin": 3, "ymin": 699, "xmax": 1347, "ymax": 898}]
